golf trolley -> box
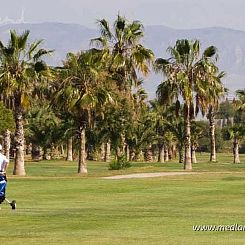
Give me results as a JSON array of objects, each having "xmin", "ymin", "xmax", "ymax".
[
  {"xmin": 0, "ymin": 197, "xmax": 16, "ymax": 210},
  {"xmin": 4, "ymin": 198, "xmax": 16, "ymax": 209},
  {"xmin": 0, "ymin": 175, "xmax": 16, "ymax": 210}
]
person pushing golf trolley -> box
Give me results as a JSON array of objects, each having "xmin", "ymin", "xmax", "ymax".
[{"xmin": 0, "ymin": 144, "xmax": 16, "ymax": 210}]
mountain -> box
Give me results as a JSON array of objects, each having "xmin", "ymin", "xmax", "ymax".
[
  {"xmin": 0, "ymin": 22, "xmax": 244, "ymax": 98},
  {"xmin": 0, "ymin": 22, "xmax": 98, "ymax": 64}
]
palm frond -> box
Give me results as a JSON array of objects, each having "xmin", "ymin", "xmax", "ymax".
[
  {"xmin": 33, "ymin": 49, "xmax": 54, "ymax": 62},
  {"xmin": 203, "ymin": 45, "xmax": 218, "ymax": 60},
  {"xmin": 154, "ymin": 58, "xmax": 170, "ymax": 73},
  {"xmin": 28, "ymin": 39, "xmax": 43, "ymax": 59},
  {"xmin": 34, "ymin": 61, "xmax": 48, "ymax": 72},
  {"xmin": 10, "ymin": 30, "xmax": 18, "ymax": 49},
  {"xmin": 17, "ymin": 30, "xmax": 30, "ymax": 50},
  {"xmin": 157, "ymin": 80, "xmax": 178, "ymax": 105},
  {"xmin": 90, "ymin": 37, "xmax": 108, "ymax": 48},
  {"xmin": 97, "ymin": 19, "xmax": 112, "ymax": 39}
]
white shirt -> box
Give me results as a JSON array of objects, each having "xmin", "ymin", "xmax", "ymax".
[{"xmin": 0, "ymin": 153, "xmax": 9, "ymax": 172}]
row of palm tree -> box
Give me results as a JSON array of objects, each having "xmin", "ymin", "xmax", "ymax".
[
  {"xmin": 0, "ymin": 30, "xmax": 53, "ymax": 175},
  {"xmin": 0, "ymin": 15, "xmax": 244, "ymax": 176},
  {"xmin": 155, "ymin": 39, "xmax": 226, "ymax": 169}
]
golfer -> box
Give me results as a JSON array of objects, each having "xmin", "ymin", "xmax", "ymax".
[{"xmin": 0, "ymin": 144, "xmax": 9, "ymax": 206}]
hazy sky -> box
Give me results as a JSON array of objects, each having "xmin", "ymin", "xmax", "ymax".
[{"xmin": 1, "ymin": 0, "xmax": 245, "ymax": 30}]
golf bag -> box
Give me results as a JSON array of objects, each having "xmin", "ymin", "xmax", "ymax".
[{"xmin": 0, "ymin": 175, "xmax": 7, "ymax": 204}]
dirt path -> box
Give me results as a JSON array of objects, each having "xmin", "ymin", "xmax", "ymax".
[{"xmin": 103, "ymin": 172, "xmax": 199, "ymax": 179}]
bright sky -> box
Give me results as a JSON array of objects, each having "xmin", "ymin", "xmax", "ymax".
[{"xmin": 1, "ymin": 0, "xmax": 245, "ymax": 30}]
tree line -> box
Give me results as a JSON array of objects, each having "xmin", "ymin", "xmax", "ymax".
[{"xmin": 0, "ymin": 15, "xmax": 244, "ymax": 175}]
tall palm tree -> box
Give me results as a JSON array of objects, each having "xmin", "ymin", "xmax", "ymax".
[
  {"xmin": 228, "ymin": 125, "xmax": 245, "ymax": 163},
  {"xmin": 92, "ymin": 16, "xmax": 154, "ymax": 156},
  {"xmin": 0, "ymin": 30, "xmax": 53, "ymax": 175},
  {"xmin": 229, "ymin": 89, "xmax": 245, "ymax": 163},
  {"xmin": 54, "ymin": 50, "xmax": 112, "ymax": 174},
  {"xmin": 91, "ymin": 15, "xmax": 154, "ymax": 91},
  {"xmin": 155, "ymin": 39, "xmax": 219, "ymax": 170},
  {"xmin": 149, "ymin": 100, "xmax": 165, "ymax": 163},
  {"xmin": 195, "ymin": 60, "xmax": 226, "ymax": 162}
]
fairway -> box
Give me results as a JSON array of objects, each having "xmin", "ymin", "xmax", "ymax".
[
  {"xmin": 1, "ymin": 155, "xmax": 245, "ymax": 245},
  {"xmin": 1, "ymin": 2, "xmax": 245, "ymax": 245}
]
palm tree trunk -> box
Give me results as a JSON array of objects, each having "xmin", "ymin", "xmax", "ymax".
[
  {"xmin": 129, "ymin": 148, "xmax": 135, "ymax": 161},
  {"xmin": 100, "ymin": 143, "xmax": 105, "ymax": 161},
  {"xmin": 31, "ymin": 143, "xmax": 42, "ymax": 161},
  {"xmin": 26, "ymin": 143, "xmax": 32, "ymax": 155},
  {"xmin": 3, "ymin": 129, "xmax": 11, "ymax": 161},
  {"xmin": 66, "ymin": 137, "xmax": 73, "ymax": 161},
  {"xmin": 116, "ymin": 147, "xmax": 121, "ymax": 160},
  {"xmin": 13, "ymin": 110, "xmax": 26, "ymax": 175},
  {"xmin": 51, "ymin": 145, "xmax": 60, "ymax": 159},
  {"xmin": 104, "ymin": 140, "xmax": 111, "ymax": 162},
  {"xmin": 87, "ymin": 144, "xmax": 94, "ymax": 160},
  {"xmin": 168, "ymin": 145, "xmax": 173, "ymax": 160},
  {"xmin": 43, "ymin": 147, "xmax": 51, "ymax": 160},
  {"xmin": 178, "ymin": 144, "xmax": 184, "ymax": 163},
  {"xmin": 184, "ymin": 105, "xmax": 192, "ymax": 170},
  {"xmin": 121, "ymin": 133, "xmax": 126, "ymax": 154},
  {"xmin": 172, "ymin": 144, "xmax": 177, "ymax": 159},
  {"xmin": 191, "ymin": 144, "xmax": 197, "ymax": 164},
  {"xmin": 60, "ymin": 144, "xmax": 65, "ymax": 156},
  {"xmin": 126, "ymin": 145, "xmax": 130, "ymax": 161},
  {"xmin": 209, "ymin": 108, "xmax": 216, "ymax": 162},
  {"xmin": 78, "ymin": 126, "xmax": 87, "ymax": 173},
  {"xmin": 233, "ymin": 137, "xmax": 240, "ymax": 163},
  {"xmin": 164, "ymin": 144, "xmax": 169, "ymax": 162},
  {"xmin": 134, "ymin": 151, "xmax": 141, "ymax": 161},
  {"xmin": 158, "ymin": 144, "xmax": 164, "ymax": 163},
  {"xmin": 145, "ymin": 144, "xmax": 153, "ymax": 162}
]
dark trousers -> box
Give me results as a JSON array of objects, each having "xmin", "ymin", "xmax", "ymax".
[{"xmin": 0, "ymin": 175, "xmax": 7, "ymax": 204}]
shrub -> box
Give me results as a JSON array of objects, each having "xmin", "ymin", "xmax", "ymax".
[{"xmin": 108, "ymin": 155, "xmax": 131, "ymax": 170}]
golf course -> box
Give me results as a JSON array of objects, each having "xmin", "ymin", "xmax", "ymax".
[
  {"xmin": 1, "ymin": 153, "xmax": 245, "ymax": 245},
  {"xmin": 0, "ymin": 10, "xmax": 245, "ymax": 245}
]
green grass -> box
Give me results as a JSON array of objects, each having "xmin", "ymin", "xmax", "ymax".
[{"xmin": 1, "ymin": 153, "xmax": 245, "ymax": 244}]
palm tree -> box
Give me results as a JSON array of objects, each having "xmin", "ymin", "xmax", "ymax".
[
  {"xmin": 54, "ymin": 50, "xmax": 112, "ymax": 174},
  {"xmin": 228, "ymin": 125, "xmax": 245, "ymax": 163},
  {"xmin": 195, "ymin": 60, "xmax": 226, "ymax": 162},
  {"xmin": 229, "ymin": 89, "xmax": 245, "ymax": 163},
  {"xmin": 0, "ymin": 102, "xmax": 15, "ymax": 160},
  {"xmin": 91, "ymin": 16, "xmax": 154, "ymax": 157},
  {"xmin": 98, "ymin": 93, "xmax": 134, "ymax": 160},
  {"xmin": 235, "ymin": 89, "xmax": 245, "ymax": 113},
  {"xmin": 216, "ymin": 99, "xmax": 235, "ymax": 128},
  {"xmin": 0, "ymin": 30, "xmax": 53, "ymax": 175},
  {"xmin": 149, "ymin": 100, "xmax": 166, "ymax": 163},
  {"xmin": 155, "ymin": 39, "xmax": 219, "ymax": 170},
  {"xmin": 27, "ymin": 104, "xmax": 62, "ymax": 160},
  {"xmin": 162, "ymin": 103, "xmax": 185, "ymax": 163},
  {"xmin": 91, "ymin": 15, "xmax": 154, "ymax": 91}
]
